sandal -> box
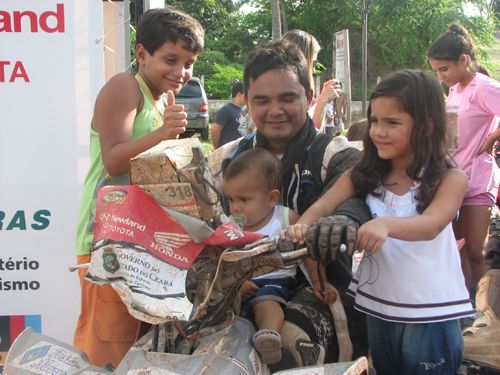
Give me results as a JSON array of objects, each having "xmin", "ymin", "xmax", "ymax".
[{"xmin": 253, "ymin": 329, "xmax": 282, "ymax": 364}]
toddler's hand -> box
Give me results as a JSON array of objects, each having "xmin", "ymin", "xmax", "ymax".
[
  {"xmin": 162, "ymin": 90, "xmax": 187, "ymax": 139},
  {"xmin": 240, "ymin": 280, "xmax": 259, "ymax": 300},
  {"xmin": 356, "ymin": 218, "xmax": 389, "ymax": 254},
  {"xmin": 311, "ymin": 280, "xmax": 337, "ymax": 304},
  {"xmin": 283, "ymin": 223, "xmax": 309, "ymax": 244}
]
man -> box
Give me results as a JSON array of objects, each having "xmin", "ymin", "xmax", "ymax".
[
  {"xmin": 209, "ymin": 40, "xmax": 369, "ymax": 371},
  {"xmin": 324, "ymin": 79, "xmax": 349, "ymax": 136},
  {"xmin": 211, "ymin": 81, "xmax": 245, "ymax": 149}
]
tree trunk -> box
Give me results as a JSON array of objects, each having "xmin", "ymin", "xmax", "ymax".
[
  {"xmin": 270, "ymin": 0, "xmax": 281, "ymax": 41},
  {"xmin": 280, "ymin": 0, "xmax": 288, "ymax": 33}
]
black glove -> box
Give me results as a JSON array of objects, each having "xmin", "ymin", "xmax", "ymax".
[{"xmin": 306, "ymin": 215, "xmax": 359, "ymax": 265}]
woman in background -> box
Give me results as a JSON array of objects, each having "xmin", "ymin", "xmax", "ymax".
[
  {"xmin": 428, "ymin": 23, "xmax": 500, "ymax": 292},
  {"xmin": 282, "ymin": 30, "xmax": 342, "ymax": 132}
]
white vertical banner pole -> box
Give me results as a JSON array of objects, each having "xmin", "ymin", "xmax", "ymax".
[
  {"xmin": 0, "ymin": 0, "xmax": 104, "ymax": 368},
  {"xmin": 335, "ymin": 29, "xmax": 352, "ymax": 127}
]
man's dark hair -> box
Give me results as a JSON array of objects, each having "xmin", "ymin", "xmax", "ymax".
[
  {"xmin": 243, "ymin": 40, "xmax": 310, "ymax": 95},
  {"xmin": 231, "ymin": 82, "xmax": 244, "ymax": 98},
  {"xmin": 136, "ymin": 6, "xmax": 204, "ymax": 56},
  {"xmin": 224, "ymin": 148, "xmax": 283, "ymax": 191}
]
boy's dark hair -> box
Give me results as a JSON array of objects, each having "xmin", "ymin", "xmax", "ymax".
[
  {"xmin": 223, "ymin": 148, "xmax": 283, "ymax": 191},
  {"xmin": 243, "ymin": 40, "xmax": 310, "ymax": 95},
  {"xmin": 351, "ymin": 69, "xmax": 454, "ymax": 213},
  {"xmin": 231, "ymin": 82, "xmax": 244, "ymax": 98},
  {"xmin": 136, "ymin": 7, "xmax": 204, "ymax": 56},
  {"xmin": 428, "ymin": 23, "xmax": 490, "ymax": 76}
]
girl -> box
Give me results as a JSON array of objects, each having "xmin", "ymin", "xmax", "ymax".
[
  {"xmin": 286, "ymin": 70, "xmax": 474, "ymax": 374},
  {"xmin": 428, "ymin": 24, "xmax": 500, "ymax": 292}
]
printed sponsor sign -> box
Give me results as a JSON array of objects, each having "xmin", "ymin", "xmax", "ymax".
[
  {"xmin": 88, "ymin": 186, "xmax": 262, "ymax": 323},
  {"xmin": 0, "ymin": 0, "xmax": 104, "ymax": 368}
]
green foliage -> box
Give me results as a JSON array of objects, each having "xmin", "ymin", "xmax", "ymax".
[
  {"xmin": 128, "ymin": 0, "xmax": 498, "ymax": 98},
  {"xmin": 130, "ymin": 27, "xmax": 136, "ymax": 65},
  {"xmin": 193, "ymin": 51, "xmax": 243, "ymax": 98},
  {"xmin": 204, "ymin": 63, "xmax": 244, "ymax": 99},
  {"xmin": 313, "ymin": 60, "xmax": 327, "ymax": 75},
  {"xmin": 194, "ymin": 50, "xmax": 229, "ymax": 77},
  {"xmin": 166, "ymin": 0, "xmax": 235, "ymax": 39}
]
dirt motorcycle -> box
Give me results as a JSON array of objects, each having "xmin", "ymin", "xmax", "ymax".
[{"xmin": 5, "ymin": 184, "xmax": 368, "ymax": 375}]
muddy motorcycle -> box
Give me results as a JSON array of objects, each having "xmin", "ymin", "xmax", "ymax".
[{"xmin": 5, "ymin": 186, "xmax": 368, "ymax": 375}]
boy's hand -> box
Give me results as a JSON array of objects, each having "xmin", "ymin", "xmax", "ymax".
[
  {"xmin": 311, "ymin": 280, "xmax": 337, "ymax": 304},
  {"xmin": 283, "ymin": 223, "xmax": 309, "ymax": 244},
  {"xmin": 163, "ymin": 90, "xmax": 187, "ymax": 139},
  {"xmin": 240, "ymin": 280, "xmax": 259, "ymax": 300},
  {"xmin": 356, "ymin": 218, "xmax": 389, "ymax": 254}
]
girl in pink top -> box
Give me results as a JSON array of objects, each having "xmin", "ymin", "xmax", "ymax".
[{"xmin": 428, "ymin": 23, "xmax": 500, "ymax": 291}]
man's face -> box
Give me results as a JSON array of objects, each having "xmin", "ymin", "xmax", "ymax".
[{"xmin": 245, "ymin": 69, "xmax": 311, "ymax": 154}]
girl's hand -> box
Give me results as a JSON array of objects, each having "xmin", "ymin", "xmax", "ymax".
[
  {"xmin": 284, "ymin": 224, "xmax": 309, "ymax": 244},
  {"xmin": 240, "ymin": 280, "xmax": 259, "ymax": 300},
  {"xmin": 356, "ymin": 218, "xmax": 389, "ymax": 254},
  {"xmin": 162, "ymin": 90, "xmax": 187, "ymax": 139},
  {"xmin": 477, "ymin": 134, "xmax": 497, "ymax": 156},
  {"xmin": 311, "ymin": 280, "xmax": 337, "ymax": 304}
]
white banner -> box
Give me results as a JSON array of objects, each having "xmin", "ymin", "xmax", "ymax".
[
  {"xmin": 0, "ymin": 0, "xmax": 104, "ymax": 369},
  {"xmin": 335, "ymin": 30, "xmax": 346, "ymax": 84},
  {"xmin": 334, "ymin": 29, "xmax": 352, "ymax": 125}
]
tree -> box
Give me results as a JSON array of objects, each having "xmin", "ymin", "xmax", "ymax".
[
  {"xmin": 270, "ymin": 0, "xmax": 282, "ymax": 40},
  {"xmin": 350, "ymin": 0, "xmax": 376, "ymax": 114},
  {"xmin": 270, "ymin": 0, "xmax": 497, "ymax": 95},
  {"xmin": 166, "ymin": 0, "xmax": 235, "ymax": 39},
  {"xmin": 205, "ymin": 63, "xmax": 244, "ymax": 98},
  {"xmin": 280, "ymin": 0, "xmax": 288, "ymax": 32},
  {"xmin": 157, "ymin": 0, "xmax": 498, "ymax": 98}
]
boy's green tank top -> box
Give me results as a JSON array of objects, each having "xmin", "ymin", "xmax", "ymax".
[{"xmin": 75, "ymin": 74, "xmax": 163, "ymax": 256}]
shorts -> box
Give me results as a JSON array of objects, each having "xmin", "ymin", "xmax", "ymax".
[
  {"xmin": 367, "ymin": 315, "xmax": 463, "ymax": 375},
  {"xmin": 462, "ymin": 192, "xmax": 495, "ymax": 206},
  {"xmin": 246, "ymin": 277, "xmax": 297, "ymax": 306},
  {"xmin": 73, "ymin": 254, "xmax": 141, "ymax": 368}
]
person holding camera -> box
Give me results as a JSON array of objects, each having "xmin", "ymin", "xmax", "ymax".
[{"xmin": 324, "ymin": 79, "xmax": 348, "ymax": 137}]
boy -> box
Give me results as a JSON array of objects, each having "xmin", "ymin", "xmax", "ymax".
[
  {"xmin": 223, "ymin": 148, "xmax": 336, "ymax": 365},
  {"xmin": 73, "ymin": 7, "xmax": 204, "ymax": 368},
  {"xmin": 211, "ymin": 81, "xmax": 246, "ymax": 149}
]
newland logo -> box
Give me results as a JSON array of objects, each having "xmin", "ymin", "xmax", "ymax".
[{"xmin": 0, "ymin": 4, "xmax": 65, "ymax": 33}]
